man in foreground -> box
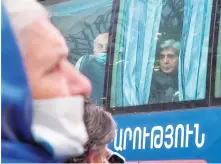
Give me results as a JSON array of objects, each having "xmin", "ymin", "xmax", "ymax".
[{"xmin": 2, "ymin": 0, "xmax": 91, "ymax": 162}]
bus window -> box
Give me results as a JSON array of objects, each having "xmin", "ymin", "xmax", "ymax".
[
  {"xmin": 215, "ymin": 14, "xmax": 221, "ymax": 98},
  {"xmin": 46, "ymin": 0, "xmax": 113, "ymax": 105},
  {"xmin": 110, "ymin": 0, "xmax": 213, "ymax": 108}
]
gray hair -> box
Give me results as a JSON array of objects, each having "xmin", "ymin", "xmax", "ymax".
[
  {"xmin": 160, "ymin": 39, "xmax": 181, "ymax": 55},
  {"xmin": 66, "ymin": 102, "xmax": 116, "ymax": 163},
  {"xmin": 4, "ymin": 0, "xmax": 48, "ymax": 32},
  {"xmin": 3, "ymin": 0, "xmax": 48, "ymax": 56}
]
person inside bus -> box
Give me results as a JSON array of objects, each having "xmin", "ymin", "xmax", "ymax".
[
  {"xmin": 2, "ymin": 0, "xmax": 92, "ymax": 162},
  {"xmin": 65, "ymin": 101, "xmax": 117, "ymax": 163},
  {"xmin": 149, "ymin": 39, "xmax": 181, "ymax": 104},
  {"xmin": 75, "ymin": 33, "xmax": 109, "ymax": 105}
]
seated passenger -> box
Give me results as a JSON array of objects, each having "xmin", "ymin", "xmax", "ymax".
[
  {"xmin": 75, "ymin": 33, "xmax": 109, "ymax": 105},
  {"xmin": 149, "ymin": 39, "xmax": 181, "ymax": 104}
]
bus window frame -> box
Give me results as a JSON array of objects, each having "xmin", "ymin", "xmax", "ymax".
[
  {"xmin": 104, "ymin": 0, "xmax": 221, "ymax": 115},
  {"xmin": 210, "ymin": 0, "xmax": 221, "ymax": 106},
  {"xmin": 39, "ymin": 0, "xmax": 71, "ymax": 6}
]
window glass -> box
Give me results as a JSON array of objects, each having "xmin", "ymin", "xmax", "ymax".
[
  {"xmin": 47, "ymin": 0, "xmax": 113, "ymax": 105},
  {"xmin": 215, "ymin": 14, "xmax": 221, "ymax": 98},
  {"xmin": 110, "ymin": 0, "xmax": 213, "ymax": 108}
]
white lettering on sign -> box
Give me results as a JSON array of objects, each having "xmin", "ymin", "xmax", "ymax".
[{"xmin": 113, "ymin": 124, "xmax": 205, "ymax": 151}]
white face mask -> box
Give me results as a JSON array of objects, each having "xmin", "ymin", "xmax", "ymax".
[{"xmin": 31, "ymin": 96, "xmax": 88, "ymax": 159}]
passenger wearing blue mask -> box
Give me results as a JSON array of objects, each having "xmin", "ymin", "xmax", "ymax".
[
  {"xmin": 2, "ymin": 0, "xmax": 91, "ymax": 162},
  {"xmin": 76, "ymin": 33, "xmax": 109, "ymax": 105}
]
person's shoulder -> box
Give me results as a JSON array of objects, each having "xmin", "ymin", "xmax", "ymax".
[
  {"xmin": 78, "ymin": 54, "xmax": 93, "ymax": 64},
  {"xmin": 1, "ymin": 140, "xmax": 56, "ymax": 163},
  {"xmin": 82, "ymin": 54, "xmax": 95, "ymax": 60}
]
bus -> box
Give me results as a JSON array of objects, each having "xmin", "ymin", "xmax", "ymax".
[{"xmin": 41, "ymin": 0, "xmax": 221, "ymax": 163}]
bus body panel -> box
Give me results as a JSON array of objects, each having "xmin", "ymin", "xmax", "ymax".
[{"xmin": 109, "ymin": 107, "xmax": 221, "ymax": 163}]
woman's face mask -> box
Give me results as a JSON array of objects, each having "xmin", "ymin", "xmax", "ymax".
[{"xmin": 31, "ymin": 96, "xmax": 88, "ymax": 159}]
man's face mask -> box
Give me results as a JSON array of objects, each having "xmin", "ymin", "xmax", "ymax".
[
  {"xmin": 31, "ymin": 96, "xmax": 88, "ymax": 160},
  {"xmin": 94, "ymin": 53, "xmax": 107, "ymax": 63}
]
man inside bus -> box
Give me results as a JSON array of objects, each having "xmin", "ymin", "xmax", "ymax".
[
  {"xmin": 2, "ymin": 0, "xmax": 92, "ymax": 162},
  {"xmin": 75, "ymin": 33, "xmax": 109, "ymax": 105},
  {"xmin": 149, "ymin": 39, "xmax": 181, "ymax": 104}
]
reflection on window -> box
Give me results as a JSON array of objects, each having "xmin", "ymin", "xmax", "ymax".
[
  {"xmin": 47, "ymin": 0, "xmax": 113, "ymax": 105},
  {"xmin": 110, "ymin": 0, "xmax": 213, "ymax": 108},
  {"xmin": 215, "ymin": 15, "xmax": 221, "ymax": 98}
]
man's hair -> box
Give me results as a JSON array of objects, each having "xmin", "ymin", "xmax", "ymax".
[
  {"xmin": 3, "ymin": 0, "xmax": 48, "ymax": 56},
  {"xmin": 4, "ymin": 0, "xmax": 48, "ymax": 32},
  {"xmin": 160, "ymin": 39, "xmax": 181, "ymax": 55},
  {"xmin": 66, "ymin": 101, "xmax": 116, "ymax": 163}
]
